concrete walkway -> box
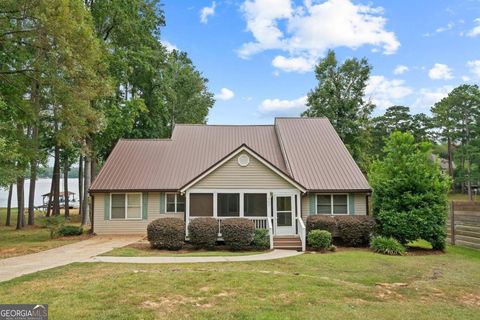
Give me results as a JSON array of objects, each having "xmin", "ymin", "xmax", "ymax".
[
  {"xmin": 0, "ymin": 235, "xmax": 142, "ymax": 282},
  {"xmin": 90, "ymin": 249, "xmax": 303, "ymax": 264}
]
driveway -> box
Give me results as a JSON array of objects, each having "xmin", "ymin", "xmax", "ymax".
[{"xmin": 0, "ymin": 235, "xmax": 142, "ymax": 282}]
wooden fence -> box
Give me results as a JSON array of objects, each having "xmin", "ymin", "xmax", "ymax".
[{"xmin": 447, "ymin": 201, "xmax": 480, "ymax": 249}]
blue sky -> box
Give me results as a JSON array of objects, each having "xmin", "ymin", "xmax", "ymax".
[{"xmin": 161, "ymin": 0, "xmax": 480, "ymax": 124}]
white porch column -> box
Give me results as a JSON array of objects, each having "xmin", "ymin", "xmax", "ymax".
[
  {"xmin": 240, "ymin": 192, "xmax": 244, "ymax": 217},
  {"xmin": 185, "ymin": 190, "xmax": 190, "ymax": 237}
]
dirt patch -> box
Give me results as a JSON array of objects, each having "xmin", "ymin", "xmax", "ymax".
[
  {"xmin": 142, "ymin": 294, "xmax": 216, "ymax": 316},
  {"xmin": 460, "ymin": 293, "xmax": 480, "ymax": 307},
  {"xmin": 406, "ymin": 247, "xmax": 445, "ymax": 256},
  {"xmin": 375, "ymin": 283, "xmax": 408, "ymax": 300},
  {"xmin": 126, "ymin": 242, "xmax": 260, "ymax": 254}
]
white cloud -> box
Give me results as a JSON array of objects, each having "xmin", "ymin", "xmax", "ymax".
[
  {"xmin": 428, "ymin": 63, "xmax": 453, "ymax": 80},
  {"xmin": 467, "ymin": 60, "xmax": 480, "ymax": 78},
  {"xmin": 271, "ymin": 55, "xmax": 314, "ymax": 73},
  {"xmin": 393, "ymin": 65, "xmax": 409, "ymax": 75},
  {"xmin": 239, "ymin": 0, "xmax": 399, "ymax": 73},
  {"xmin": 162, "ymin": 40, "xmax": 178, "ymax": 52},
  {"xmin": 215, "ymin": 88, "xmax": 235, "ymax": 101},
  {"xmin": 365, "ymin": 75, "xmax": 413, "ymax": 109},
  {"xmin": 435, "ymin": 22, "xmax": 454, "ymax": 33},
  {"xmin": 200, "ymin": 1, "xmax": 216, "ymax": 24},
  {"xmin": 462, "ymin": 75, "xmax": 471, "ymax": 81},
  {"xmin": 467, "ymin": 18, "xmax": 480, "ymax": 37},
  {"xmin": 259, "ymin": 96, "xmax": 307, "ymax": 114},
  {"xmin": 413, "ymin": 86, "xmax": 453, "ymax": 109}
]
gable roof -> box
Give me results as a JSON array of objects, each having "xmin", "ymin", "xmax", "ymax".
[
  {"xmin": 180, "ymin": 144, "xmax": 306, "ymax": 192},
  {"xmin": 90, "ymin": 118, "xmax": 371, "ymax": 193}
]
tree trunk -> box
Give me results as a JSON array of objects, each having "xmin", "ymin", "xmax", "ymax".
[
  {"xmin": 53, "ymin": 144, "xmax": 61, "ymax": 216},
  {"xmin": 6, "ymin": 184, "xmax": 13, "ymax": 226},
  {"xmin": 447, "ymin": 136, "xmax": 453, "ymax": 182},
  {"xmin": 91, "ymin": 157, "xmax": 97, "ymax": 182},
  {"xmin": 81, "ymin": 155, "xmax": 91, "ymax": 226},
  {"xmin": 64, "ymin": 157, "xmax": 69, "ymax": 218},
  {"xmin": 27, "ymin": 157, "xmax": 37, "ymax": 225},
  {"xmin": 78, "ymin": 155, "xmax": 83, "ymax": 217},
  {"xmin": 16, "ymin": 177, "xmax": 25, "ymax": 229},
  {"xmin": 46, "ymin": 178, "xmax": 54, "ymax": 217}
]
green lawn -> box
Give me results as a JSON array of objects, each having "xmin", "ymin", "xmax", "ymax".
[
  {"xmin": 101, "ymin": 245, "xmax": 268, "ymax": 257},
  {"xmin": 1, "ymin": 245, "xmax": 479, "ymax": 319},
  {"xmin": 0, "ymin": 208, "xmax": 87, "ymax": 259}
]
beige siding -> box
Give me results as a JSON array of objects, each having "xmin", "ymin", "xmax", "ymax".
[
  {"xmin": 93, "ymin": 192, "xmax": 183, "ymax": 235},
  {"xmin": 192, "ymin": 151, "xmax": 293, "ymax": 189},
  {"xmin": 354, "ymin": 194, "xmax": 367, "ymax": 215},
  {"xmin": 301, "ymin": 195, "xmax": 310, "ymax": 222}
]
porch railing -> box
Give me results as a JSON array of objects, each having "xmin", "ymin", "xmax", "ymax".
[{"xmin": 297, "ymin": 216, "xmax": 306, "ymax": 252}]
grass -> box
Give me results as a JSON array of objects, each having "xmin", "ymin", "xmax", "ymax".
[
  {"xmin": 101, "ymin": 245, "xmax": 267, "ymax": 257},
  {"xmin": 0, "ymin": 245, "xmax": 479, "ymax": 319},
  {"xmin": 0, "ymin": 208, "xmax": 87, "ymax": 259}
]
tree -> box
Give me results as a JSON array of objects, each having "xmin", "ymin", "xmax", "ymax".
[
  {"xmin": 303, "ymin": 50, "xmax": 374, "ymax": 170},
  {"xmin": 370, "ymin": 132, "xmax": 450, "ymax": 250}
]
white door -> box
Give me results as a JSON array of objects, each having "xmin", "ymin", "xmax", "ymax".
[{"xmin": 274, "ymin": 195, "xmax": 296, "ymax": 235}]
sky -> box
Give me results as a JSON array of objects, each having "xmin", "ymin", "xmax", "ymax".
[{"xmin": 161, "ymin": 0, "xmax": 480, "ymax": 124}]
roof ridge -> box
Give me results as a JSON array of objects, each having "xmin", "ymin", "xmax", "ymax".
[
  {"xmin": 275, "ymin": 117, "xmax": 329, "ymax": 120},
  {"xmin": 119, "ymin": 138, "xmax": 172, "ymax": 141},
  {"xmin": 175, "ymin": 124, "xmax": 274, "ymax": 127}
]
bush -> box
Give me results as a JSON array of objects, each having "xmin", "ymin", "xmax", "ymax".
[
  {"xmin": 57, "ymin": 225, "xmax": 83, "ymax": 237},
  {"xmin": 188, "ymin": 218, "xmax": 218, "ymax": 249},
  {"xmin": 370, "ymin": 236, "xmax": 406, "ymax": 256},
  {"xmin": 43, "ymin": 215, "xmax": 65, "ymax": 238},
  {"xmin": 251, "ymin": 229, "xmax": 270, "ymax": 249},
  {"xmin": 370, "ymin": 132, "xmax": 450, "ymax": 250},
  {"xmin": 306, "ymin": 215, "xmax": 376, "ymax": 247},
  {"xmin": 336, "ymin": 216, "xmax": 376, "ymax": 246},
  {"xmin": 306, "ymin": 215, "xmax": 337, "ymax": 234},
  {"xmin": 221, "ymin": 218, "xmax": 255, "ymax": 250},
  {"xmin": 307, "ymin": 230, "xmax": 332, "ymax": 250},
  {"xmin": 147, "ymin": 218, "xmax": 185, "ymax": 250}
]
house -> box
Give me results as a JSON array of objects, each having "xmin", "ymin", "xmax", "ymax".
[{"xmin": 89, "ymin": 117, "xmax": 371, "ymax": 250}]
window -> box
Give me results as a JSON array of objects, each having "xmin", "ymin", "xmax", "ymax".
[
  {"xmin": 244, "ymin": 193, "xmax": 267, "ymax": 217},
  {"xmin": 165, "ymin": 193, "xmax": 186, "ymax": 213},
  {"xmin": 190, "ymin": 193, "xmax": 213, "ymax": 216},
  {"xmin": 111, "ymin": 193, "xmax": 142, "ymax": 219},
  {"xmin": 316, "ymin": 194, "xmax": 349, "ymax": 215},
  {"xmin": 217, "ymin": 193, "xmax": 240, "ymax": 217}
]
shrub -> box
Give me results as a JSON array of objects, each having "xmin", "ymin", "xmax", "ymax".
[
  {"xmin": 336, "ymin": 216, "xmax": 376, "ymax": 247},
  {"xmin": 306, "ymin": 215, "xmax": 337, "ymax": 234},
  {"xmin": 251, "ymin": 229, "xmax": 270, "ymax": 249},
  {"xmin": 57, "ymin": 225, "xmax": 83, "ymax": 237},
  {"xmin": 221, "ymin": 218, "xmax": 255, "ymax": 250},
  {"xmin": 147, "ymin": 218, "xmax": 185, "ymax": 250},
  {"xmin": 370, "ymin": 132, "xmax": 450, "ymax": 250},
  {"xmin": 43, "ymin": 215, "xmax": 65, "ymax": 238},
  {"xmin": 307, "ymin": 230, "xmax": 332, "ymax": 250},
  {"xmin": 188, "ymin": 218, "xmax": 218, "ymax": 249},
  {"xmin": 370, "ymin": 236, "xmax": 406, "ymax": 256}
]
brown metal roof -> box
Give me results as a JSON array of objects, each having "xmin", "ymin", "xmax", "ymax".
[
  {"xmin": 275, "ymin": 118, "xmax": 371, "ymax": 191},
  {"xmin": 90, "ymin": 118, "xmax": 371, "ymax": 192},
  {"xmin": 90, "ymin": 125, "xmax": 288, "ymax": 191}
]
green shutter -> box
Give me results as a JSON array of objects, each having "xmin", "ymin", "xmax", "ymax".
[
  {"xmin": 104, "ymin": 194, "xmax": 110, "ymax": 220},
  {"xmin": 309, "ymin": 193, "xmax": 316, "ymax": 215},
  {"xmin": 142, "ymin": 193, "xmax": 148, "ymax": 220},
  {"xmin": 159, "ymin": 192, "xmax": 165, "ymax": 214},
  {"xmin": 349, "ymin": 193, "xmax": 355, "ymax": 215}
]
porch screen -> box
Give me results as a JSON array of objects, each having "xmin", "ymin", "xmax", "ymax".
[
  {"xmin": 244, "ymin": 193, "xmax": 267, "ymax": 216},
  {"xmin": 217, "ymin": 193, "xmax": 240, "ymax": 217},
  {"xmin": 190, "ymin": 193, "xmax": 213, "ymax": 216}
]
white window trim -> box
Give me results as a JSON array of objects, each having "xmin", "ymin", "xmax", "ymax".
[
  {"xmin": 110, "ymin": 193, "xmax": 143, "ymax": 220},
  {"xmin": 315, "ymin": 193, "xmax": 349, "ymax": 215},
  {"xmin": 165, "ymin": 192, "xmax": 185, "ymax": 213}
]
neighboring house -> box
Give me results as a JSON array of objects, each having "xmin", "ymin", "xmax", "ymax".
[{"xmin": 89, "ymin": 118, "xmax": 371, "ymax": 250}]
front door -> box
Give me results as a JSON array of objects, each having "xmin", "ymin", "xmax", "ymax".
[{"xmin": 274, "ymin": 195, "xmax": 296, "ymax": 235}]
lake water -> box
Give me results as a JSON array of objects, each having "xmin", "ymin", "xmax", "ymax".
[{"xmin": 0, "ymin": 178, "xmax": 79, "ymax": 208}]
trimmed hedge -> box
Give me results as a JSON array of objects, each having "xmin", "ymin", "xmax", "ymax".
[
  {"xmin": 336, "ymin": 216, "xmax": 376, "ymax": 246},
  {"xmin": 188, "ymin": 218, "xmax": 218, "ymax": 249},
  {"xmin": 251, "ymin": 229, "xmax": 270, "ymax": 249},
  {"xmin": 147, "ymin": 218, "xmax": 185, "ymax": 250},
  {"xmin": 307, "ymin": 230, "xmax": 332, "ymax": 250},
  {"xmin": 370, "ymin": 236, "xmax": 406, "ymax": 255},
  {"xmin": 221, "ymin": 218, "xmax": 255, "ymax": 250},
  {"xmin": 306, "ymin": 215, "xmax": 375, "ymax": 247},
  {"xmin": 57, "ymin": 225, "xmax": 83, "ymax": 237}
]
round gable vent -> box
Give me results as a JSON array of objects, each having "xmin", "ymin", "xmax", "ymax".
[{"xmin": 238, "ymin": 154, "xmax": 250, "ymax": 167}]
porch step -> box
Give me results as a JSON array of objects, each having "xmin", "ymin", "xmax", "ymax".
[{"xmin": 273, "ymin": 235, "xmax": 302, "ymax": 251}]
